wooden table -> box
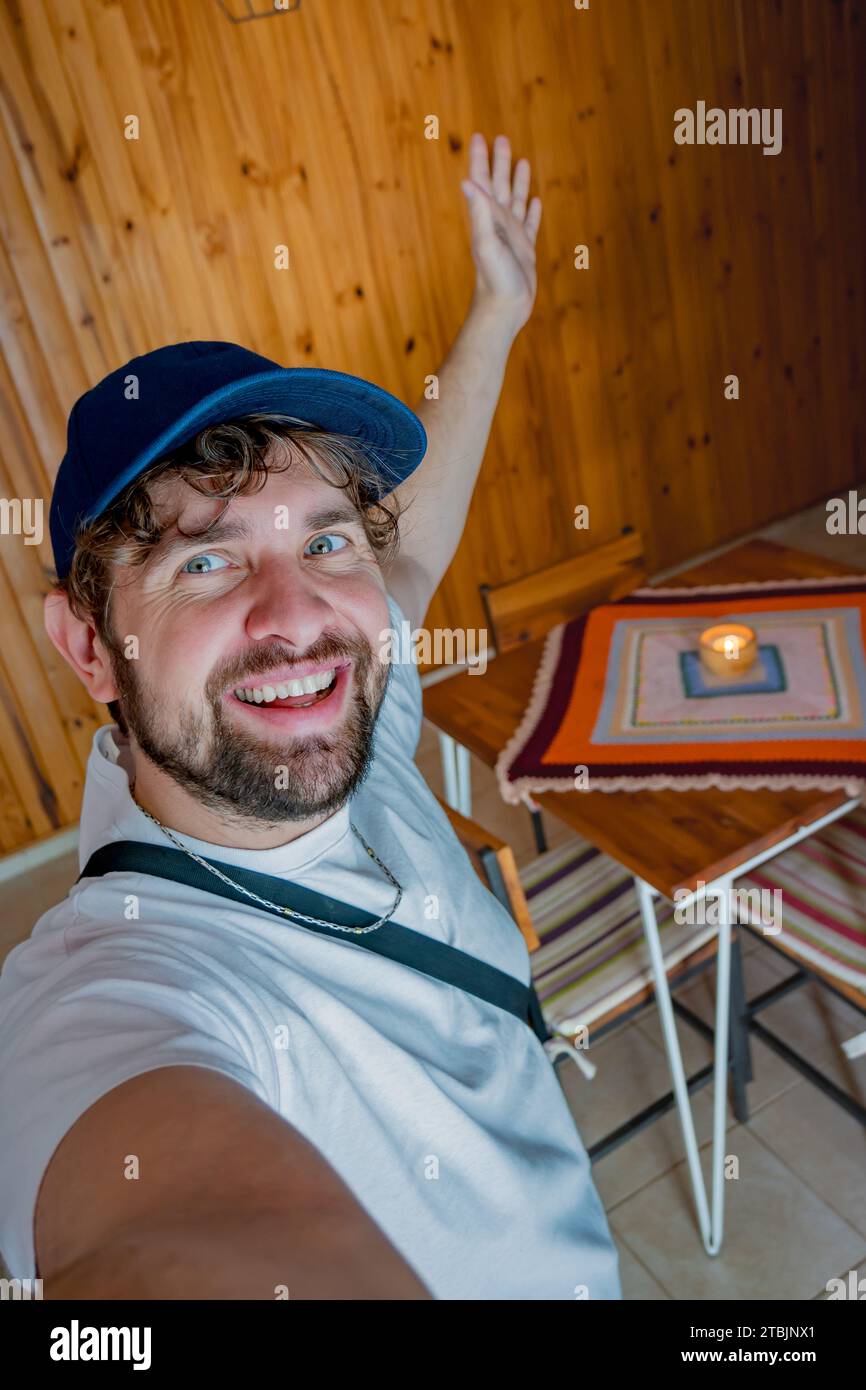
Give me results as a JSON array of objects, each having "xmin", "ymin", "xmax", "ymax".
[
  {"xmin": 425, "ymin": 539, "xmax": 862, "ymax": 898},
  {"xmin": 423, "ymin": 538, "xmax": 865, "ymax": 1256}
]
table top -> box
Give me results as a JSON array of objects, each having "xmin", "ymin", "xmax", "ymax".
[{"xmin": 422, "ymin": 539, "xmax": 865, "ymax": 900}]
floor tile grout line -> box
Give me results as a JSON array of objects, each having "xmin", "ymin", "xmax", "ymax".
[
  {"xmin": 606, "ymin": 1218, "xmax": 681, "ymax": 1301},
  {"xmin": 811, "ymin": 1251, "xmax": 866, "ymax": 1300},
  {"xmin": 742, "ymin": 1117, "xmax": 866, "ymax": 1248},
  {"xmin": 607, "ymin": 1121, "xmax": 866, "ymax": 1301},
  {"xmin": 631, "ymin": 1006, "xmax": 806, "ymax": 1124}
]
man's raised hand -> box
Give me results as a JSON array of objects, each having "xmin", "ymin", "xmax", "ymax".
[{"xmin": 460, "ymin": 131, "xmax": 543, "ymax": 335}]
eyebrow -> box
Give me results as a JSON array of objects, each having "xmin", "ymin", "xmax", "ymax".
[{"xmin": 148, "ymin": 501, "xmax": 365, "ymax": 569}]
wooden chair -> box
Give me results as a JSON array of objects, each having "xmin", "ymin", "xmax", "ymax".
[
  {"xmin": 478, "ymin": 528, "xmax": 647, "ymax": 657},
  {"xmin": 732, "ymin": 805, "xmax": 866, "ymax": 1128},
  {"xmin": 434, "ymin": 793, "xmax": 539, "ymax": 951},
  {"xmin": 437, "ymin": 530, "xmax": 648, "ymax": 850},
  {"xmin": 435, "ymin": 791, "xmax": 755, "ymax": 1150}
]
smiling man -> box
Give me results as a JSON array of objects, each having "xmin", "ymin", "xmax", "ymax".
[
  {"xmin": 0, "ymin": 135, "xmax": 621, "ymax": 1300},
  {"xmin": 80, "ymin": 458, "xmax": 396, "ymax": 840}
]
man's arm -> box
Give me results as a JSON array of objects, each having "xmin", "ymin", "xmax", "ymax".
[
  {"xmin": 386, "ymin": 132, "xmax": 542, "ymax": 630},
  {"xmin": 37, "ymin": 1065, "xmax": 431, "ymax": 1299}
]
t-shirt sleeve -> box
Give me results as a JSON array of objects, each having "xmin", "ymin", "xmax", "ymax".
[
  {"xmin": 0, "ymin": 923, "xmax": 270, "ymax": 1279},
  {"xmin": 377, "ymin": 592, "xmax": 424, "ymax": 760}
]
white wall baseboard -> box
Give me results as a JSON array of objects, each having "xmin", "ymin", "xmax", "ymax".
[{"xmin": 0, "ymin": 826, "xmax": 79, "ymax": 885}]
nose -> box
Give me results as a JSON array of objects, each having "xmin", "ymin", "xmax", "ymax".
[{"xmin": 244, "ymin": 557, "xmax": 336, "ymax": 652}]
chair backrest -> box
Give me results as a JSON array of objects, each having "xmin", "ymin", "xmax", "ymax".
[
  {"xmin": 479, "ymin": 529, "xmax": 647, "ymax": 655},
  {"xmin": 434, "ymin": 794, "xmax": 539, "ymax": 952}
]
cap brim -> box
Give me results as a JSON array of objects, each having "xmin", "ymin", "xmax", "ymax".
[{"xmin": 84, "ymin": 366, "xmax": 427, "ymax": 526}]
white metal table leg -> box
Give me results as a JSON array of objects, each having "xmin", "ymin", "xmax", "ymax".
[
  {"xmin": 455, "ymin": 741, "xmax": 472, "ymax": 818},
  {"xmin": 438, "ymin": 731, "xmax": 459, "ymax": 809},
  {"xmin": 437, "ymin": 732, "xmax": 472, "ymax": 817},
  {"xmin": 635, "ymin": 874, "xmax": 731, "ymax": 1255},
  {"xmin": 709, "ymin": 884, "xmax": 732, "ymax": 1254}
]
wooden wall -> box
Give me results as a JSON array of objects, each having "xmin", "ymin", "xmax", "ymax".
[{"xmin": 0, "ymin": 0, "xmax": 863, "ymax": 853}]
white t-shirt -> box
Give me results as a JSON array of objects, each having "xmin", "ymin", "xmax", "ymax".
[{"xmin": 0, "ymin": 594, "xmax": 621, "ymax": 1299}]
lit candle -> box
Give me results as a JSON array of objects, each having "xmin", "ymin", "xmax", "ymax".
[{"xmin": 698, "ymin": 623, "xmax": 757, "ymax": 678}]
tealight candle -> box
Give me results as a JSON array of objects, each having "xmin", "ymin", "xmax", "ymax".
[{"xmin": 698, "ymin": 623, "xmax": 757, "ymax": 678}]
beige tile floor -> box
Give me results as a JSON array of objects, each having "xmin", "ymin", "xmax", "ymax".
[{"xmin": 1, "ymin": 486, "xmax": 864, "ymax": 1296}]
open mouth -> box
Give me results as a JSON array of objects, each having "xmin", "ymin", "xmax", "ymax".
[{"xmin": 230, "ymin": 663, "xmax": 348, "ymax": 713}]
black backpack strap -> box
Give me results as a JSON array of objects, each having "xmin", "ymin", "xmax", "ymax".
[{"xmin": 78, "ymin": 841, "xmax": 551, "ymax": 1044}]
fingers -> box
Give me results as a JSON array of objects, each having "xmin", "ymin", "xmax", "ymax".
[
  {"xmin": 467, "ymin": 132, "xmax": 539, "ymax": 234},
  {"xmin": 525, "ymin": 195, "xmax": 543, "ymax": 246},
  {"xmin": 511, "ymin": 157, "xmax": 531, "ymax": 221},
  {"xmin": 468, "ymin": 131, "xmax": 493, "ymax": 196},
  {"xmin": 491, "ymin": 134, "xmax": 512, "ymax": 205},
  {"xmin": 464, "ymin": 179, "xmax": 497, "ymax": 238}
]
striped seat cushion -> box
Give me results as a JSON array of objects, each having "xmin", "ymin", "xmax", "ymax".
[
  {"xmin": 739, "ymin": 804, "xmax": 866, "ymax": 991},
  {"xmin": 521, "ymin": 805, "xmax": 866, "ymax": 1037},
  {"xmin": 520, "ymin": 839, "xmax": 717, "ymax": 1035}
]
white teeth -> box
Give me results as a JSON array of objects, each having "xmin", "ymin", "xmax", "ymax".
[
  {"xmin": 286, "ymin": 669, "xmax": 338, "ymax": 696},
  {"xmin": 233, "ymin": 667, "xmax": 339, "ymax": 705}
]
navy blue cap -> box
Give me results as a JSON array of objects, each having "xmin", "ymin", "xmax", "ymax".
[{"xmin": 49, "ymin": 340, "xmax": 428, "ymax": 580}]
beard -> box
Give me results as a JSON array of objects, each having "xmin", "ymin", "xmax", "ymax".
[{"xmin": 104, "ymin": 628, "xmax": 391, "ymax": 828}]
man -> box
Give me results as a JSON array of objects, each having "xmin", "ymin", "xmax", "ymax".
[{"xmin": 0, "ymin": 133, "xmax": 621, "ymax": 1299}]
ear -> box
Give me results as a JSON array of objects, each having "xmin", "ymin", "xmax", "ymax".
[{"xmin": 44, "ymin": 589, "xmax": 118, "ymax": 705}]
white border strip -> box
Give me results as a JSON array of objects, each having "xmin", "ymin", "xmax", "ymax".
[{"xmin": 0, "ymin": 826, "xmax": 79, "ymax": 885}]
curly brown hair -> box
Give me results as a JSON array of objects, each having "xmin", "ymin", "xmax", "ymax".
[{"xmin": 53, "ymin": 413, "xmax": 406, "ymax": 734}]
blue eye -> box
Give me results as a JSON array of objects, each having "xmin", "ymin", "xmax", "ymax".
[
  {"xmin": 306, "ymin": 533, "xmax": 348, "ymax": 555},
  {"xmin": 181, "ymin": 553, "xmax": 231, "ymax": 574}
]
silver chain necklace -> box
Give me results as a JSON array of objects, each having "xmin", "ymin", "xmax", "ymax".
[{"xmin": 132, "ymin": 792, "xmax": 403, "ymax": 936}]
